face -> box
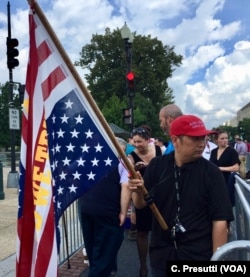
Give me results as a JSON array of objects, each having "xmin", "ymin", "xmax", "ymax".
[
  {"xmin": 216, "ymin": 132, "xmax": 228, "ymax": 148},
  {"xmin": 128, "ymin": 137, "xmax": 135, "ymax": 146},
  {"xmin": 132, "ymin": 135, "xmax": 149, "ymax": 152},
  {"xmin": 172, "ymin": 135, "xmax": 206, "ymax": 162},
  {"xmin": 159, "ymin": 110, "xmax": 171, "ymax": 135}
]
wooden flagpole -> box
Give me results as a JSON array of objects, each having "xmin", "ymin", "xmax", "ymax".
[{"xmin": 27, "ymin": 0, "xmax": 168, "ymax": 231}]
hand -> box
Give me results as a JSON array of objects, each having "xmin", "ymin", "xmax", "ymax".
[
  {"xmin": 128, "ymin": 171, "xmax": 144, "ymax": 194},
  {"xmin": 134, "ymin": 161, "xmax": 147, "ymax": 171},
  {"xmin": 119, "ymin": 212, "xmax": 126, "ymax": 226}
]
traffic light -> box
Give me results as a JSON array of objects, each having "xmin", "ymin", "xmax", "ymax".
[
  {"xmin": 6, "ymin": 37, "xmax": 19, "ymax": 70},
  {"xmin": 126, "ymin": 71, "xmax": 135, "ymax": 96},
  {"xmin": 18, "ymin": 84, "xmax": 25, "ymax": 105},
  {"xmin": 122, "ymin": 108, "xmax": 132, "ymax": 124}
]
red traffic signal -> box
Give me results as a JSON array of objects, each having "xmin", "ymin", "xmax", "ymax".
[
  {"xmin": 126, "ymin": 72, "xmax": 135, "ymax": 96},
  {"xmin": 126, "ymin": 72, "xmax": 135, "ymax": 81},
  {"xmin": 6, "ymin": 37, "xmax": 19, "ymax": 70}
]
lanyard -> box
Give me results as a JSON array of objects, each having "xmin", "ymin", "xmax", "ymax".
[
  {"xmin": 171, "ymin": 163, "xmax": 186, "ymax": 248},
  {"xmin": 174, "ymin": 163, "xmax": 181, "ymax": 216}
]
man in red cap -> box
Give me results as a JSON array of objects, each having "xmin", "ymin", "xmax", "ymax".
[{"xmin": 128, "ymin": 115, "xmax": 234, "ymax": 276}]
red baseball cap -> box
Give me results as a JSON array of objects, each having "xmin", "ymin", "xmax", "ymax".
[{"xmin": 170, "ymin": 115, "xmax": 216, "ymax": 137}]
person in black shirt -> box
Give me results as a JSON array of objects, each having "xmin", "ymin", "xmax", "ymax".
[
  {"xmin": 209, "ymin": 129, "xmax": 240, "ymax": 206},
  {"xmin": 128, "ymin": 127, "xmax": 162, "ymax": 277},
  {"xmin": 128, "ymin": 115, "xmax": 234, "ymax": 277},
  {"xmin": 78, "ymin": 138, "xmax": 130, "ymax": 277}
]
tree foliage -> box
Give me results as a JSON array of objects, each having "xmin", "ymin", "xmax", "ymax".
[
  {"xmin": 0, "ymin": 82, "xmax": 21, "ymax": 151},
  {"xmin": 75, "ymin": 27, "xmax": 183, "ymax": 135}
]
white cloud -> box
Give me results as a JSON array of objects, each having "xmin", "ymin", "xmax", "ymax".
[{"xmin": 0, "ymin": 0, "xmax": 250, "ymax": 129}]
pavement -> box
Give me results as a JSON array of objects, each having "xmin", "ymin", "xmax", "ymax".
[
  {"xmin": 0, "ymin": 166, "xmax": 19, "ymax": 277},
  {"xmin": 0, "ymin": 166, "xmax": 151, "ymax": 277}
]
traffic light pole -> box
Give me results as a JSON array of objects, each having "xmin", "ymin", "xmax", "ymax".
[
  {"xmin": 7, "ymin": 1, "xmax": 18, "ymax": 188},
  {"xmin": 125, "ymin": 39, "xmax": 134, "ymax": 131},
  {"xmin": 121, "ymin": 23, "xmax": 135, "ymax": 131}
]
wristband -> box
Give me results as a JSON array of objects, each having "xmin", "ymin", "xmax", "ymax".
[{"xmin": 143, "ymin": 193, "xmax": 153, "ymax": 205}]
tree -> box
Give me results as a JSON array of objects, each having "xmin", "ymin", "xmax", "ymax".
[
  {"xmin": 75, "ymin": 27, "xmax": 182, "ymax": 135},
  {"xmin": 238, "ymin": 118, "xmax": 250, "ymax": 141},
  {"xmin": 0, "ymin": 82, "xmax": 21, "ymax": 151}
]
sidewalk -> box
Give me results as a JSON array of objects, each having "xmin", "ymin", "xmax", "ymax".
[
  {"xmin": 0, "ymin": 167, "xmax": 88, "ymax": 277},
  {"xmin": 0, "ymin": 166, "xmax": 19, "ymax": 277}
]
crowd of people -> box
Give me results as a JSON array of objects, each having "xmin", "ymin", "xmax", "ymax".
[{"xmin": 78, "ymin": 104, "xmax": 249, "ymax": 277}]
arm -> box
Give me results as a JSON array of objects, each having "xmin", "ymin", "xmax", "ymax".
[
  {"xmin": 128, "ymin": 172, "xmax": 147, "ymax": 209},
  {"xmin": 219, "ymin": 163, "xmax": 239, "ymax": 173},
  {"xmin": 119, "ymin": 183, "xmax": 131, "ymax": 226},
  {"xmin": 212, "ymin": 220, "xmax": 229, "ymax": 253}
]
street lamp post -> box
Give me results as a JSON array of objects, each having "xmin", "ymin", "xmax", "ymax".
[{"xmin": 120, "ymin": 22, "xmax": 135, "ymax": 131}]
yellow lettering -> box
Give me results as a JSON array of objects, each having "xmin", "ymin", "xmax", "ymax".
[
  {"xmin": 33, "ymin": 165, "xmax": 51, "ymax": 184},
  {"xmin": 32, "ymin": 119, "xmax": 54, "ymax": 232},
  {"xmin": 33, "ymin": 180, "xmax": 50, "ymax": 205},
  {"xmin": 35, "ymin": 142, "xmax": 48, "ymax": 163},
  {"xmin": 34, "ymin": 210, "xmax": 42, "ymax": 231}
]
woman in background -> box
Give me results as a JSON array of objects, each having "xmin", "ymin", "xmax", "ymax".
[
  {"xmin": 128, "ymin": 127, "xmax": 162, "ymax": 277},
  {"xmin": 210, "ymin": 128, "xmax": 240, "ymax": 206}
]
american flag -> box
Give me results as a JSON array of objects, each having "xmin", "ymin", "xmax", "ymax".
[{"xmin": 17, "ymin": 5, "xmax": 120, "ymax": 277}]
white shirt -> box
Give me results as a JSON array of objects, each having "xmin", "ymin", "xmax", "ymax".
[{"xmin": 202, "ymin": 141, "xmax": 217, "ymax": 160}]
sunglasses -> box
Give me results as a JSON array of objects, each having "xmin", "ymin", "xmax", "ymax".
[{"xmin": 131, "ymin": 127, "xmax": 149, "ymax": 138}]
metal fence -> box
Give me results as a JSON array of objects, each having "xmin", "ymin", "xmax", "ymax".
[
  {"xmin": 0, "ymin": 152, "xmax": 20, "ymax": 167},
  {"xmin": 58, "ymin": 200, "xmax": 84, "ymax": 265},
  {"xmin": 211, "ymin": 175, "xmax": 250, "ymax": 260}
]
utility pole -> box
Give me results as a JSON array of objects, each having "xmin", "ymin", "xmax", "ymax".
[{"xmin": 7, "ymin": 1, "xmax": 19, "ymax": 188}]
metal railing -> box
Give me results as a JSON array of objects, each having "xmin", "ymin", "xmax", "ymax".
[
  {"xmin": 0, "ymin": 152, "xmax": 20, "ymax": 167},
  {"xmin": 211, "ymin": 175, "xmax": 250, "ymax": 260},
  {"xmin": 58, "ymin": 200, "xmax": 84, "ymax": 265},
  {"xmin": 211, "ymin": 240, "xmax": 250, "ymax": 261}
]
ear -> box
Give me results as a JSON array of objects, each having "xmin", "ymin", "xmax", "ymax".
[{"xmin": 171, "ymin": 135, "xmax": 178, "ymax": 147}]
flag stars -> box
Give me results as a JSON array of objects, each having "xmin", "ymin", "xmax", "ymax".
[
  {"xmin": 95, "ymin": 143, "xmax": 103, "ymax": 152},
  {"xmin": 87, "ymin": 171, "xmax": 96, "ymax": 180},
  {"xmin": 60, "ymin": 114, "xmax": 69, "ymax": 123},
  {"xmin": 70, "ymin": 129, "xmax": 80, "ymax": 138},
  {"xmin": 57, "ymin": 201, "xmax": 61, "ymax": 209},
  {"xmin": 51, "ymin": 160, "xmax": 59, "ymax": 171},
  {"xmin": 54, "ymin": 160, "xmax": 59, "ymax": 168},
  {"xmin": 59, "ymin": 171, "xmax": 67, "ymax": 180},
  {"xmin": 66, "ymin": 142, "xmax": 75, "ymax": 152},
  {"xmin": 68, "ymin": 184, "xmax": 77, "ymax": 193},
  {"xmin": 91, "ymin": 158, "xmax": 99, "ymax": 166},
  {"xmin": 57, "ymin": 186, "xmax": 64, "ymax": 194},
  {"xmin": 57, "ymin": 128, "xmax": 65, "ymax": 138},
  {"xmin": 75, "ymin": 114, "xmax": 84, "ymax": 124},
  {"xmin": 51, "ymin": 146, "xmax": 56, "ymax": 155},
  {"xmin": 52, "ymin": 115, "xmax": 56, "ymax": 123},
  {"xmin": 51, "ymin": 162, "xmax": 56, "ymax": 171},
  {"xmin": 77, "ymin": 157, "xmax": 86, "ymax": 166},
  {"xmin": 72, "ymin": 171, "xmax": 81, "ymax": 180},
  {"xmin": 65, "ymin": 99, "xmax": 74, "ymax": 109},
  {"xmin": 81, "ymin": 143, "xmax": 90, "ymax": 152},
  {"xmin": 104, "ymin": 157, "xmax": 112, "ymax": 166},
  {"xmin": 62, "ymin": 157, "xmax": 71, "ymax": 166},
  {"xmin": 85, "ymin": 129, "xmax": 94, "ymax": 138},
  {"xmin": 55, "ymin": 143, "xmax": 61, "ymax": 152}
]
